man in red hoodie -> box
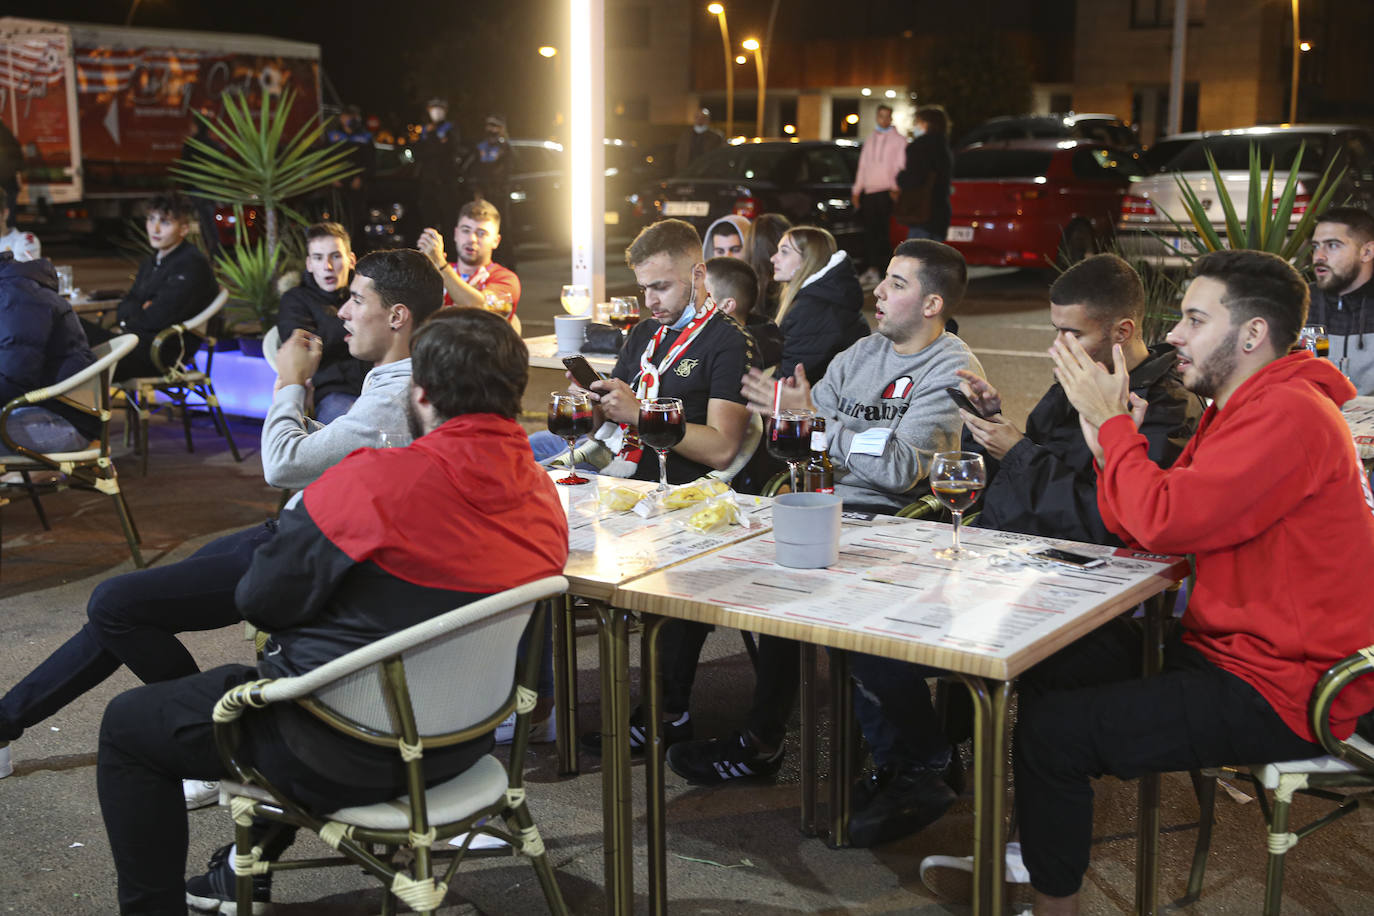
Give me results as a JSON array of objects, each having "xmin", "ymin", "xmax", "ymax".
[{"xmin": 1019, "ymin": 249, "xmax": 1374, "ymax": 915}]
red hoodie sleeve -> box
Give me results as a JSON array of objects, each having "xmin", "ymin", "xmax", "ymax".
[{"xmin": 1095, "ymin": 396, "xmax": 1322, "ymax": 556}]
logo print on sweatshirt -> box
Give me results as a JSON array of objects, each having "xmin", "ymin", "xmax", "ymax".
[
  {"xmin": 881, "ymin": 376, "xmax": 914, "ymax": 399},
  {"xmin": 673, "ymin": 358, "xmax": 700, "ymax": 378}
]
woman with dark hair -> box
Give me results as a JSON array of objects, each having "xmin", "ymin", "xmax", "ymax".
[
  {"xmin": 745, "ymin": 213, "xmax": 791, "ymax": 321},
  {"xmin": 896, "ymin": 105, "xmax": 954, "ymax": 242},
  {"xmin": 769, "ymin": 225, "xmax": 868, "ymax": 381}
]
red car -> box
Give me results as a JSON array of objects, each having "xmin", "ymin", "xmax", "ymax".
[{"xmin": 924, "ymin": 140, "xmax": 1144, "ymax": 269}]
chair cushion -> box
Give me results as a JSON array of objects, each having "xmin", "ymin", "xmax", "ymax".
[
  {"xmin": 1252, "ymin": 733, "xmax": 1374, "ymax": 789},
  {"xmin": 222, "ymin": 754, "xmax": 510, "ymax": 831}
]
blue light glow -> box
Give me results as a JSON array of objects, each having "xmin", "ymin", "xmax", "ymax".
[{"xmin": 192, "ymin": 349, "xmax": 277, "ymax": 419}]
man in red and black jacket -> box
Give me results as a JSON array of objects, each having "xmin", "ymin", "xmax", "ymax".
[{"xmin": 94, "ymin": 309, "xmax": 569, "ymax": 916}]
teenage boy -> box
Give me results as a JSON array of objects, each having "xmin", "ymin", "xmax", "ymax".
[{"xmin": 417, "ymin": 199, "xmax": 521, "ymax": 315}]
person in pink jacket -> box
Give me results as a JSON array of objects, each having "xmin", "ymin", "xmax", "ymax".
[{"xmin": 850, "ymin": 104, "xmax": 907, "ymax": 283}]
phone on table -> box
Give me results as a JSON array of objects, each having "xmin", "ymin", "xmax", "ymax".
[
  {"xmin": 1031, "ymin": 547, "xmax": 1107, "ymax": 569},
  {"xmin": 562, "ymin": 355, "xmax": 607, "ymax": 391},
  {"xmin": 945, "ymin": 387, "xmax": 990, "ymax": 421}
]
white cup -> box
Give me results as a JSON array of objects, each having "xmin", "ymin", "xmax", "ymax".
[
  {"xmin": 772, "ymin": 492, "xmax": 843, "ymax": 568},
  {"xmin": 555, "ymin": 315, "xmax": 591, "ymax": 355}
]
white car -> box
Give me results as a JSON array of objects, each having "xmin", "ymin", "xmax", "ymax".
[{"xmin": 1115, "ymin": 124, "xmax": 1374, "ymax": 267}]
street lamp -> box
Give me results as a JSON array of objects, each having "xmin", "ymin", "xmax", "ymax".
[
  {"xmin": 538, "ymin": 46, "xmax": 557, "ymax": 58},
  {"xmin": 1289, "ymin": 0, "xmax": 1300, "ymax": 122},
  {"xmin": 742, "ymin": 37, "xmax": 765, "ymax": 138},
  {"xmin": 708, "ymin": 4, "xmax": 734, "ymax": 138}
]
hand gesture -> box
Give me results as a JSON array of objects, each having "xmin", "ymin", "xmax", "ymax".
[
  {"xmin": 417, "ymin": 228, "xmax": 447, "ymax": 270},
  {"xmin": 741, "ymin": 364, "xmax": 813, "ymax": 417},
  {"xmin": 591, "ymin": 376, "xmax": 641, "ymax": 425},
  {"xmin": 955, "ymin": 368, "xmax": 1003, "ymax": 418},
  {"xmin": 275, "ymin": 328, "xmax": 324, "ymax": 390},
  {"xmin": 1049, "ymin": 333, "xmax": 1130, "ymax": 430},
  {"xmin": 961, "ymin": 411, "xmax": 1025, "ymax": 462}
]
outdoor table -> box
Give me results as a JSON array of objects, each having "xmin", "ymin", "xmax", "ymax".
[
  {"xmin": 547, "ymin": 470, "xmax": 772, "ymax": 911},
  {"xmin": 612, "ymin": 518, "xmax": 1188, "ymax": 916},
  {"xmin": 68, "ymin": 298, "xmax": 121, "ymax": 323},
  {"xmin": 1343, "ymin": 396, "xmax": 1374, "ymax": 467},
  {"xmin": 525, "ymin": 334, "xmax": 618, "ymax": 374}
]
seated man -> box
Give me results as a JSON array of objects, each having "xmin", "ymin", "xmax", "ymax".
[
  {"xmin": 83, "ymin": 192, "xmax": 218, "ymax": 380},
  {"xmin": 663, "ymin": 239, "xmax": 980, "ymax": 777},
  {"xmin": 0, "ymin": 188, "xmax": 41, "ymax": 261},
  {"xmin": 844, "ymin": 253, "xmax": 1204, "ymax": 851},
  {"xmin": 703, "ymin": 214, "xmax": 749, "ymax": 260},
  {"xmin": 96, "ymin": 308, "xmax": 570, "ymax": 916},
  {"xmin": 1308, "ymin": 206, "xmax": 1374, "ymax": 394},
  {"xmin": 0, "ymin": 253, "xmax": 97, "ymax": 457},
  {"xmin": 417, "ymin": 198, "xmax": 521, "ymax": 316},
  {"xmin": 1021, "ymin": 249, "xmax": 1374, "ymax": 914},
  {"xmin": 705, "ymin": 254, "xmax": 782, "ymax": 370},
  {"xmin": 0, "ymin": 249, "xmax": 439, "ymax": 785},
  {"xmin": 276, "ymin": 221, "xmax": 368, "ymax": 425}
]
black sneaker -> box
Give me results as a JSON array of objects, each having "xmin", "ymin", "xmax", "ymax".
[
  {"xmin": 579, "ymin": 708, "xmax": 692, "ymax": 756},
  {"xmin": 186, "ymin": 842, "xmax": 271, "ymax": 915},
  {"xmin": 847, "ymin": 766, "xmax": 957, "ymax": 848},
  {"xmin": 666, "ymin": 732, "xmax": 784, "ymax": 786}
]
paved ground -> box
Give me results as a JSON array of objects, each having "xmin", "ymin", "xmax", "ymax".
[{"xmin": 4, "ymin": 246, "xmax": 1373, "ymax": 913}]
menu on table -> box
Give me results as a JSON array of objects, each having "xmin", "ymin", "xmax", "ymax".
[{"xmin": 1343, "ymin": 397, "xmax": 1374, "ymax": 459}]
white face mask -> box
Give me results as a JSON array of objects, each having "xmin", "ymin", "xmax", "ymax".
[
  {"xmin": 693, "ymin": 124, "xmax": 708, "ymax": 134},
  {"xmin": 428, "ymin": 108, "xmax": 445, "ymax": 123},
  {"xmin": 876, "ymin": 124, "xmax": 892, "ymax": 133},
  {"xmin": 912, "ymin": 126, "xmax": 926, "ymax": 139}
]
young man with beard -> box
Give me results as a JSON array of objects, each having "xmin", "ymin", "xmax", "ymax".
[
  {"xmin": 276, "ymin": 222, "xmax": 367, "ymax": 424},
  {"xmin": 417, "ymin": 199, "xmax": 521, "ymax": 316},
  {"xmin": 1016, "ymin": 249, "xmax": 1374, "ymax": 915},
  {"xmin": 1308, "ymin": 206, "xmax": 1374, "ymax": 393}
]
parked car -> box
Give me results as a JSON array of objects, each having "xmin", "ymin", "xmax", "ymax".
[
  {"xmin": 937, "ymin": 140, "xmax": 1143, "ymax": 269},
  {"xmin": 640, "ymin": 139, "xmax": 864, "ymax": 257},
  {"xmin": 957, "ymin": 113, "xmax": 1139, "ymax": 152},
  {"xmin": 1116, "ymin": 124, "xmax": 1374, "ymax": 267}
]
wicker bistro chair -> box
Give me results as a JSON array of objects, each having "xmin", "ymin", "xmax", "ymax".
[
  {"xmin": 117, "ymin": 288, "xmax": 242, "ymax": 475},
  {"xmin": 1183, "ymin": 646, "xmax": 1374, "ymax": 915},
  {"xmin": 0, "ymin": 334, "xmax": 144, "ymax": 568},
  {"xmin": 261, "ymin": 324, "xmax": 281, "ymax": 373},
  {"xmin": 213, "ymin": 576, "xmax": 571, "ymax": 916}
]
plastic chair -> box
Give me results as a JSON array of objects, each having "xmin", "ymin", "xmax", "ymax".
[
  {"xmin": 0, "ymin": 335, "xmax": 144, "ymax": 568},
  {"xmin": 117, "ymin": 288, "xmax": 242, "ymax": 474},
  {"xmin": 214, "ymin": 576, "xmax": 570, "ymax": 916},
  {"xmin": 1183, "ymin": 647, "xmax": 1374, "ymax": 915},
  {"xmin": 261, "ymin": 324, "xmax": 281, "ymax": 373}
]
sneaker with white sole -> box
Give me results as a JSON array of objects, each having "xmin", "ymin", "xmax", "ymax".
[
  {"xmin": 494, "ymin": 711, "xmax": 557, "ymax": 746},
  {"xmin": 184, "ymin": 779, "xmax": 221, "ymax": 810},
  {"xmin": 919, "ymin": 841, "xmax": 1033, "ymax": 906},
  {"xmin": 186, "ymin": 842, "xmax": 271, "ymax": 914},
  {"xmin": 0, "ymin": 743, "xmax": 11, "ymax": 779}
]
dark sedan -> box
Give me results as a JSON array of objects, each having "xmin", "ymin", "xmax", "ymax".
[{"xmin": 641, "ymin": 140, "xmax": 864, "ymax": 256}]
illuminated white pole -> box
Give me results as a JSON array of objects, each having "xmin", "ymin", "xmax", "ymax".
[{"xmin": 570, "ymin": 0, "xmax": 606, "ymax": 303}]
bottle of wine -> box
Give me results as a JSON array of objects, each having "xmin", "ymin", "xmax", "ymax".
[{"xmin": 802, "ymin": 417, "xmax": 834, "ymax": 494}]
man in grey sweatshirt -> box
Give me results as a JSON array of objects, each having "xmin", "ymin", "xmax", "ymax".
[
  {"xmin": 665, "ymin": 238, "xmax": 982, "ymax": 788},
  {"xmin": 0, "ymin": 250, "xmax": 442, "ymax": 788}
]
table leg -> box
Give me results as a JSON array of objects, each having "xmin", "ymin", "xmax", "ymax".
[
  {"xmin": 827, "ymin": 650, "xmax": 855, "ymax": 848},
  {"xmin": 553, "ymin": 595, "xmax": 580, "ymax": 776},
  {"xmin": 1136, "ymin": 592, "xmax": 1170, "ymax": 915},
  {"xmin": 642, "ymin": 615, "xmax": 670, "ymax": 916},
  {"xmin": 956, "ymin": 674, "xmax": 1012, "ymax": 916},
  {"xmin": 594, "ymin": 601, "xmax": 635, "ymax": 914},
  {"xmin": 799, "ymin": 643, "xmax": 820, "ymax": 837}
]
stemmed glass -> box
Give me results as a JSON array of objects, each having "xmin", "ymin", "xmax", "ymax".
[
  {"xmin": 483, "ymin": 289, "xmax": 514, "ymax": 318},
  {"xmin": 560, "ymin": 284, "xmax": 591, "ymax": 317},
  {"xmin": 930, "ymin": 451, "xmax": 987, "ymax": 560},
  {"xmin": 638, "ymin": 397, "xmax": 685, "ymax": 492},
  {"xmin": 1299, "ymin": 324, "xmax": 1329, "ymax": 359},
  {"xmin": 547, "ymin": 391, "xmax": 595, "ymax": 485},
  {"xmin": 766, "ymin": 408, "xmax": 815, "ymax": 492},
  {"xmin": 609, "ymin": 296, "xmax": 641, "ymax": 337}
]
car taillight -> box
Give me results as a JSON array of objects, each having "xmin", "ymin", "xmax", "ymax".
[
  {"xmin": 1008, "ymin": 188, "xmax": 1043, "ymax": 202},
  {"xmin": 1276, "ymin": 185, "xmax": 1310, "ymax": 217},
  {"xmin": 1121, "ymin": 194, "xmax": 1156, "ymax": 217},
  {"xmin": 734, "ymin": 194, "xmax": 758, "ymax": 220}
]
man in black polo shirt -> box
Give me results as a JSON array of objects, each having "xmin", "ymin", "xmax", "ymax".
[{"xmin": 84, "ymin": 192, "xmax": 218, "ymax": 380}]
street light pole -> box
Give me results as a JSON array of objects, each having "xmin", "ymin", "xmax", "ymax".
[
  {"xmin": 708, "ymin": 4, "xmax": 734, "ymax": 138},
  {"xmin": 743, "ymin": 38, "xmax": 765, "ymax": 138},
  {"xmin": 1289, "ymin": 0, "xmax": 1300, "ymax": 123}
]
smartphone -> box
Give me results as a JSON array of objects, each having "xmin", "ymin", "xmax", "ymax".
[
  {"xmin": 945, "ymin": 387, "xmax": 989, "ymax": 421},
  {"xmin": 562, "ymin": 355, "xmax": 607, "ymax": 390},
  {"xmin": 1031, "ymin": 547, "xmax": 1107, "ymax": 569}
]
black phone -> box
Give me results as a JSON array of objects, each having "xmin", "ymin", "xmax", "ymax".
[
  {"xmin": 945, "ymin": 387, "xmax": 989, "ymax": 420},
  {"xmin": 562, "ymin": 355, "xmax": 607, "ymax": 390},
  {"xmin": 1031, "ymin": 547, "xmax": 1107, "ymax": 569}
]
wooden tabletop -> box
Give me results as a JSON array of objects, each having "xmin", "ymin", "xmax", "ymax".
[
  {"xmin": 526, "ymin": 335, "xmax": 619, "ymax": 374},
  {"xmin": 612, "ymin": 518, "xmax": 1188, "ymax": 681},
  {"xmin": 68, "ymin": 298, "xmax": 121, "ymax": 315}
]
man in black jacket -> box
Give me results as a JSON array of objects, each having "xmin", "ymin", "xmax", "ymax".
[
  {"xmin": 1308, "ymin": 206, "xmax": 1374, "ymax": 394},
  {"xmin": 841, "ymin": 253, "xmax": 1203, "ymax": 849},
  {"xmin": 84, "ymin": 192, "xmax": 218, "ymax": 380},
  {"xmin": 276, "ymin": 222, "xmax": 367, "ymax": 423}
]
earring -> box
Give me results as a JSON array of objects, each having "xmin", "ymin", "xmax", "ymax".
[{"xmin": 1243, "ymin": 343, "xmax": 1253, "ymax": 351}]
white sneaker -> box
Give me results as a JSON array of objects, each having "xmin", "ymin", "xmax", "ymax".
[
  {"xmin": 493, "ymin": 711, "xmax": 557, "ymax": 746},
  {"xmin": 920, "ymin": 842, "xmax": 1032, "ymax": 904},
  {"xmin": 184, "ymin": 779, "xmax": 220, "ymax": 810},
  {"xmin": 0, "ymin": 743, "xmax": 11, "ymax": 779}
]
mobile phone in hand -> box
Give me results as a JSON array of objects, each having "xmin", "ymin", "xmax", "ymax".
[
  {"xmin": 945, "ymin": 387, "xmax": 990, "ymax": 421},
  {"xmin": 562, "ymin": 355, "xmax": 607, "ymax": 390}
]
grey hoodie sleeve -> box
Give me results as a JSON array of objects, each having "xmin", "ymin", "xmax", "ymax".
[{"xmin": 260, "ymin": 376, "xmax": 409, "ymax": 489}]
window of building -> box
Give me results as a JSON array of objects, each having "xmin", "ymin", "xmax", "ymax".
[{"xmin": 1131, "ymin": 0, "xmax": 1205, "ymax": 29}]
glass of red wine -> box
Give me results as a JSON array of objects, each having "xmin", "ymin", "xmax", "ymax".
[
  {"xmin": 609, "ymin": 296, "xmax": 641, "ymax": 338},
  {"xmin": 767, "ymin": 408, "xmax": 815, "ymax": 492},
  {"xmin": 638, "ymin": 397, "xmax": 685, "ymax": 492},
  {"xmin": 930, "ymin": 451, "xmax": 987, "ymax": 560},
  {"xmin": 547, "ymin": 391, "xmax": 595, "ymax": 485}
]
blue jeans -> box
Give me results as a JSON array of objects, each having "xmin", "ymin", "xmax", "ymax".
[
  {"xmin": 0, "ymin": 524, "xmax": 273, "ymax": 742},
  {"xmin": 847, "ymin": 653, "xmax": 951, "ymax": 771},
  {"xmin": 315, "ymin": 392, "xmax": 357, "ymax": 426},
  {"xmin": 6, "ymin": 407, "xmax": 89, "ymax": 453}
]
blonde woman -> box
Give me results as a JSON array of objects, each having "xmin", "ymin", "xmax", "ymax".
[{"xmin": 770, "ymin": 226, "xmax": 869, "ymax": 380}]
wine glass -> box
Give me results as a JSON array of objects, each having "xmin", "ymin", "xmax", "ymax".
[
  {"xmin": 766, "ymin": 408, "xmax": 815, "ymax": 492},
  {"xmin": 930, "ymin": 451, "xmax": 987, "ymax": 560},
  {"xmin": 560, "ymin": 284, "xmax": 591, "ymax": 317},
  {"xmin": 375, "ymin": 431, "xmax": 400, "ymax": 448},
  {"xmin": 609, "ymin": 296, "xmax": 641, "ymax": 338},
  {"xmin": 483, "ymin": 289, "xmax": 514, "ymax": 318},
  {"xmin": 638, "ymin": 397, "xmax": 685, "ymax": 492},
  {"xmin": 547, "ymin": 391, "xmax": 595, "ymax": 485}
]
